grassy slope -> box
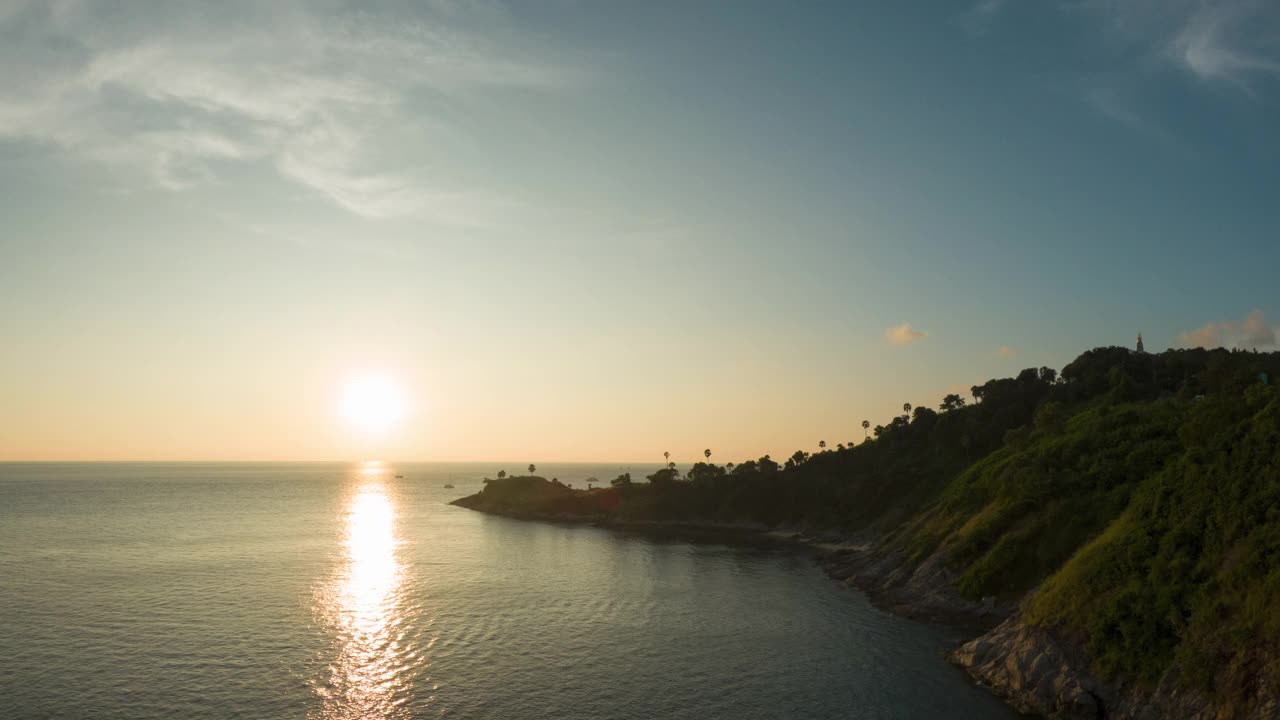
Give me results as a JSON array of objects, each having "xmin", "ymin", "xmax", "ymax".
[{"xmin": 1024, "ymin": 388, "xmax": 1280, "ymax": 698}]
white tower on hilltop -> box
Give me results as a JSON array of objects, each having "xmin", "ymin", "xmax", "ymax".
[{"xmin": 1136, "ymin": 333, "xmax": 1145, "ymax": 353}]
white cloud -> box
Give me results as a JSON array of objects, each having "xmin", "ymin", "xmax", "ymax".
[
  {"xmin": 885, "ymin": 323, "xmax": 927, "ymax": 346},
  {"xmin": 1177, "ymin": 309, "xmax": 1278, "ymax": 349},
  {"xmin": 0, "ymin": 0, "xmax": 582, "ymax": 221},
  {"xmin": 1170, "ymin": 2, "xmax": 1280, "ymax": 86},
  {"xmin": 1080, "ymin": 0, "xmax": 1280, "ymax": 89}
]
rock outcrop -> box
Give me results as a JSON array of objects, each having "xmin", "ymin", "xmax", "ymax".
[
  {"xmin": 816, "ymin": 544, "xmax": 1013, "ymax": 628},
  {"xmin": 950, "ymin": 615, "xmax": 1280, "ymax": 720},
  {"xmin": 950, "ymin": 617, "xmax": 1102, "ymax": 719}
]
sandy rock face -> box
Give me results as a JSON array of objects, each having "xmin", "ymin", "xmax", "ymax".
[
  {"xmin": 950, "ymin": 618, "xmax": 1101, "ymax": 719},
  {"xmin": 818, "ymin": 546, "xmax": 1013, "ymax": 628}
]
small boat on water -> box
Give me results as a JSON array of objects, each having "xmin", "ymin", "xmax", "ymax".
[
  {"xmin": 443, "ymin": 483, "xmax": 455, "ymax": 488},
  {"xmin": 394, "ymin": 474, "xmax": 404, "ymax": 478},
  {"xmin": 444, "ymin": 473, "xmax": 454, "ymax": 489}
]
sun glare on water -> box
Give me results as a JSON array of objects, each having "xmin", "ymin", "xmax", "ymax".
[{"xmin": 340, "ymin": 375, "xmax": 407, "ymax": 434}]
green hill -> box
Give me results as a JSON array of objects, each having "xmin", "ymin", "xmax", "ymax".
[{"xmin": 454, "ymin": 346, "xmax": 1280, "ymax": 715}]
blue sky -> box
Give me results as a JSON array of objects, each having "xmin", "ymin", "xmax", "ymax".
[{"xmin": 2, "ymin": 0, "xmax": 1279, "ymax": 460}]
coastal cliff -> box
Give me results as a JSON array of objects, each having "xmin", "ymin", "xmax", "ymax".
[
  {"xmin": 453, "ymin": 478, "xmax": 1275, "ymax": 719},
  {"xmin": 453, "ymin": 346, "xmax": 1280, "ymax": 718},
  {"xmin": 949, "ymin": 615, "xmax": 1280, "ymax": 720}
]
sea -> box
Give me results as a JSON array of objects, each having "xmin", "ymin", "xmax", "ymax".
[{"xmin": 0, "ymin": 462, "xmax": 1016, "ymax": 719}]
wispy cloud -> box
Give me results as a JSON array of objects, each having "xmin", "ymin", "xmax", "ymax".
[
  {"xmin": 1177, "ymin": 309, "xmax": 1277, "ymax": 349},
  {"xmin": 0, "ymin": 0, "xmax": 583, "ymax": 221},
  {"xmin": 995, "ymin": 345, "xmax": 1019, "ymax": 358},
  {"xmin": 886, "ymin": 323, "xmax": 927, "ymax": 346},
  {"xmin": 1080, "ymin": 0, "xmax": 1280, "ymax": 90},
  {"xmin": 1170, "ymin": 2, "xmax": 1280, "ymax": 87},
  {"xmin": 963, "ymin": 1, "xmax": 1280, "ymax": 135}
]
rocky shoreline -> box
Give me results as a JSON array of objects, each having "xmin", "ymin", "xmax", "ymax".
[
  {"xmin": 452, "ymin": 500, "xmax": 1265, "ymax": 719},
  {"xmin": 812, "ymin": 539, "xmax": 1280, "ymax": 720}
]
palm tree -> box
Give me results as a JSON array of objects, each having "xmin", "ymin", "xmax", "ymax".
[
  {"xmin": 664, "ymin": 451, "xmax": 670, "ymax": 464},
  {"xmin": 726, "ymin": 462, "xmax": 735, "ymax": 472},
  {"xmin": 667, "ymin": 461, "xmax": 676, "ymax": 471},
  {"xmin": 903, "ymin": 403, "xmax": 912, "ymax": 421},
  {"xmin": 704, "ymin": 448, "xmax": 711, "ymax": 461},
  {"xmin": 862, "ymin": 420, "xmax": 870, "ymax": 438},
  {"xmin": 528, "ymin": 463, "xmax": 536, "ymax": 474},
  {"xmin": 818, "ymin": 440, "xmax": 826, "ymax": 451}
]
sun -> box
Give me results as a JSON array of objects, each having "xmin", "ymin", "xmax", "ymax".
[{"xmin": 340, "ymin": 375, "xmax": 407, "ymax": 434}]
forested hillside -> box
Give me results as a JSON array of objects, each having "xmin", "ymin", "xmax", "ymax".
[{"xmin": 455, "ymin": 346, "xmax": 1280, "ymax": 713}]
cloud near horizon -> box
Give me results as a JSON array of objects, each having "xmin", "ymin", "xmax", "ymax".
[
  {"xmin": 1177, "ymin": 309, "xmax": 1277, "ymax": 349},
  {"xmin": 885, "ymin": 323, "xmax": 927, "ymax": 346},
  {"xmin": 0, "ymin": 0, "xmax": 581, "ymax": 222}
]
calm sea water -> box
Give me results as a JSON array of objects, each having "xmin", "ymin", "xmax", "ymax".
[{"xmin": 0, "ymin": 462, "xmax": 1015, "ymax": 719}]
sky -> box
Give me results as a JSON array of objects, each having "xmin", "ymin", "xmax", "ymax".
[{"xmin": 2, "ymin": 0, "xmax": 1280, "ymax": 462}]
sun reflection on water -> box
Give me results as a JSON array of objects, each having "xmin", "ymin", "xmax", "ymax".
[{"xmin": 311, "ymin": 465, "xmax": 413, "ymax": 719}]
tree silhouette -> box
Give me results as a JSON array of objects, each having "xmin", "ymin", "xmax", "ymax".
[
  {"xmin": 668, "ymin": 461, "xmax": 676, "ymax": 471},
  {"xmin": 862, "ymin": 419, "xmax": 870, "ymax": 438},
  {"xmin": 497, "ymin": 469, "xmax": 506, "ymax": 479},
  {"xmin": 528, "ymin": 463, "xmax": 536, "ymax": 474},
  {"xmin": 971, "ymin": 385, "xmax": 985, "ymax": 404},
  {"xmin": 704, "ymin": 448, "xmax": 711, "ymax": 461},
  {"xmin": 664, "ymin": 451, "xmax": 670, "ymax": 464},
  {"xmin": 818, "ymin": 440, "xmax": 826, "ymax": 450},
  {"xmin": 903, "ymin": 403, "xmax": 912, "ymax": 422},
  {"xmin": 786, "ymin": 449, "xmax": 809, "ymax": 469}
]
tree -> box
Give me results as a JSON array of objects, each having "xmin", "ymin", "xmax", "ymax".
[
  {"xmin": 647, "ymin": 467, "xmax": 679, "ymax": 489},
  {"xmin": 726, "ymin": 462, "xmax": 735, "ymax": 472},
  {"xmin": 903, "ymin": 402, "xmax": 912, "ymax": 418},
  {"xmin": 971, "ymin": 385, "xmax": 985, "ymax": 404},
  {"xmin": 687, "ymin": 461, "xmax": 726, "ymax": 484},
  {"xmin": 1034, "ymin": 401, "xmax": 1066, "ymax": 434},
  {"xmin": 610, "ymin": 473, "xmax": 632, "ymax": 488},
  {"xmin": 862, "ymin": 419, "xmax": 870, "ymax": 438},
  {"xmin": 785, "ymin": 449, "xmax": 810, "ymax": 469},
  {"xmin": 837, "ymin": 443, "xmax": 845, "ymax": 451},
  {"xmin": 664, "ymin": 451, "xmax": 670, "ymax": 464},
  {"xmin": 757, "ymin": 455, "xmax": 779, "ymax": 474},
  {"xmin": 528, "ymin": 463, "xmax": 536, "ymax": 474},
  {"xmin": 818, "ymin": 440, "xmax": 826, "ymax": 451},
  {"xmin": 667, "ymin": 461, "xmax": 676, "ymax": 471},
  {"xmin": 912, "ymin": 406, "xmax": 938, "ymax": 426},
  {"xmin": 940, "ymin": 393, "xmax": 966, "ymax": 411},
  {"xmin": 704, "ymin": 448, "xmax": 711, "ymax": 461},
  {"xmin": 497, "ymin": 469, "xmax": 506, "ymax": 479}
]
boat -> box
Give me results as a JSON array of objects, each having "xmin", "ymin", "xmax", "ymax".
[
  {"xmin": 443, "ymin": 483, "xmax": 455, "ymax": 488},
  {"xmin": 394, "ymin": 474, "xmax": 403, "ymax": 478},
  {"xmin": 444, "ymin": 473, "xmax": 454, "ymax": 489}
]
